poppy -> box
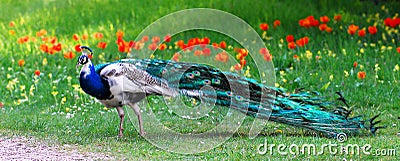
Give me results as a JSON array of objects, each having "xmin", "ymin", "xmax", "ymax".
[{"xmin": 260, "ymin": 23, "xmax": 269, "ymax": 31}]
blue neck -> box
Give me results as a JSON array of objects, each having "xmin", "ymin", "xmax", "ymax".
[{"xmin": 79, "ymin": 64, "xmax": 112, "ymax": 100}]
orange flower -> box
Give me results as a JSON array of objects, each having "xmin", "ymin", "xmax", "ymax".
[
  {"xmin": 234, "ymin": 64, "xmax": 242, "ymax": 70},
  {"xmin": 164, "ymin": 35, "xmax": 171, "ymax": 42},
  {"xmin": 299, "ymin": 16, "xmax": 319, "ymax": 28},
  {"xmin": 9, "ymin": 21, "xmax": 15, "ymax": 27},
  {"xmin": 259, "ymin": 23, "xmax": 269, "ymax": 31},
  {"xmin": 240, "ymin": 59, "xmax": 246, "ymax": 66},
  {"xmin": 142, "ymin": 36, "xmax": 149, "ymax": 42},
  {"xmin": 357, "ymin": 71, "xmax": 366, "ymax": 79},
  {"xmin": 94, "ymin": 32, "xmax": 103, "ymax": 39},
  {"xmin": 172, "ymin": 53, "xmax": 181, "ymax": 61},
  {"xmin": 9, "ymin": 30, "xmax": 15, "ymax": 35},
  {"xmin": 396, "ymin": 47, "xmax": 400, "ymax": 54},
  {"xmin": 347, "ymin": 24, "xmax": 359, "ymax": 35},
  {"xmin": 40, "ymin": 44, "xmax": 49, "ymax": 53},
  {"xmin": 72, "ymin": 34, "xmax": 80, "ymax": 41},
  {"xmin": 34, "ymin": 70, "xmax": 41, "ymax": 76},
  {"xmin": 82, "ymin": 33, "xmax": 89, "ymax": 40},
  {"xmin": 320, "ymin": 16, "xmax": 330, "ymax": 23},
  {"xmin": 152, "ymin": 36, "xmax": 160, "ymax": 43},
  {"xmin": 334, "ymin": 14, "xmax": 342, "ymax": 21},
  {"xmin": 63, "ymin": 51, "xmax": 76, "ymax": 59},
  {"xmin": 325, "ymin": 27, "xmax": 333, "ymax": 33},
  {"xmin": 17, "ymin": 36, "xmax": 29, "ymax": 44},
  {"xmin": 36, "ymin": 29, "xmax": 47, "ymax": 37},
  {"xmin": 293, "ymin": 54, "xmax": 299, "ymax": 60},
  {"xmin": 97, "ymin": 42, "xmax": 107, "ymax": 49},
  {"xmin": 194, "ymin": 50, "xmax": 203, "ymax": 56},
  {"xmin": 319, "ymin": 24, "xmax": 328, "ymax": 31},
  {"xmin": 74, "ymin": 44, "xmax": 82, "ymax": 52},
  {"xmin": 286, "ymin": 35, "xmax": 294, "ymax": 42},
  {"xmin": 215, "ymin": 52, "xmax": 229, "ymax": 63},
  {"xmin": 116, "ymin": 31, "xmax": 124, "ymax": 39},
  {"xmin": 358, "ymin": 29, "xmax": 366, "ymax": 37},
  {"xmin": 158, "ymin": 43, "xmax": 167, "ymax": 50},
  {"xmin": 18, "ymin": 59, "xmax": 25, "ymax": 67},
  {"xmin": 51, "ymin": 43, "xmax": 62, "ymax": 52},
  {"xmin": 367, "ymin": 26, "xmax": 377, "ymax": 35},
  {"xmin": 264, "ymin": 53, "xmax": 273, "ymax": 61},
  {"xmin": 148, "ymin": 43, "xmax": 157, "ymax": 50},
  {"xmin": 273, "ymin": 20, "xmax": 281, "ymax": 28},
  {"xmin": 353, "ymin": 62, "xmax": 358, "ymax": 68},
  {"xmin": 288, "ymin": 42, "xmax": 296, "ymax": 49},
  {"xmin": 176, "ymin": 40, "xmax": 185, "ymax": 48},
  {"xmin": 48, "ymin": 36, "xmax": 57, "ymax": 44},
  {"xmin": 219, "ymin": 41, "xmax": 227, "ymax": 49}
]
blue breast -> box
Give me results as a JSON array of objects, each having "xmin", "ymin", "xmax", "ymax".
[{"xmin": 79, "ymin": 64, "xmax": 112, "ymax": 100}]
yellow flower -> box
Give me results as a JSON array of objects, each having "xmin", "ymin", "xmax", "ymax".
[
  {"xmin": 66, "ymin": 107, "xmax": 70, "ymax": 113},
  {"xmin": 305, "ymin": 50, "xmax": 313, "ymax": 60},
  {"xmin": 344, "ymin": 70, "xmax": 349, "ymax": 77},
  {"xmin": 29, "ymin": 85, "xmax": 35, "ymax": 96},
  {"xmin": 375, "ymin": 64, "xmax": 381, "ymax": 72},
  {"xmin": 394, "ymin": 64, "xmax": 399, "ymax": 72},
  {"xmin": 42, "ymin": 58, "xmax": 48, "ymax": 66},
  {"xmin": 360, "ymin": 48, "xmax": 365, "ymax": 54},
  {"xmin": 275, "ymin": 83, "xmax": 280, "ymax": 87},
  {"xmin": 360, "ymin": 64, "xmax": 364, "ymax": 70},
  {"xmin": 20, "ymin": 85, "xmax": 25, "ymax": 91},
  {"xmin": 370, "ymin": 43, "xmax": 376, "ymax": 47},
  {"xmin": 329, "ymin": 75, "xmax": 334, "ymax": 81},
  {"xmin": 51, "ymin": 91, "xmax": 58, "ymax": 97},
  {"xmin": 61, "ymin": 97, "xmax": 67, "ymax": 104}
]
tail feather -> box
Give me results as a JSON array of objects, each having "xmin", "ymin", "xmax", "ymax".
[{"xmin": 114, "ymin": 59, "xmax": 383, "ymax": 137}]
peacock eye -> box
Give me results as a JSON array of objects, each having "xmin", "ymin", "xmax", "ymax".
[
  {"xmin": 235, "ymin": 96, "xmax": 244, "ymax": 101},
  {"xmin": 192, "ymin": 71, "xmax": 200, "ymax": 76},
  {"xmin": 186, "ymin": 73, "xmax": 195, "ymax": 78},
  {"xmin": 203, "ymin": 79, "xmax": 211, "ymax": 85},
  {"xmin": 212, "ymin": 78, "xmax": 221, "ymax": 84},
  {"xmin": 226, "ymin": 91, "xmax": 233, "ymax": 96}
]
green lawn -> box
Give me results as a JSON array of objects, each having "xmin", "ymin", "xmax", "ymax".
[{"xmin": 1, "ymin": 0, "xmax": 399, "ymax": 160}]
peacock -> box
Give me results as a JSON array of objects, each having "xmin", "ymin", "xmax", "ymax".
[{"xmin": 76, "ymin": 46, "xmax": 383, "ymax": 138}]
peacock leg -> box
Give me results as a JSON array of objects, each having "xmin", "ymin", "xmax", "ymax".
[
  {"xmin": 116, "ymin": 106, "xmax": 125, "ymax": 137},
  {"xmin": 128, "ymin": 103, "xmax": 146, "ymax": 136}
]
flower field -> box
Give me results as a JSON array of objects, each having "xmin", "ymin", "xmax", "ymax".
[{"xmin": 1, "ymin": 0, "xmax": 399, "ymax": 160}]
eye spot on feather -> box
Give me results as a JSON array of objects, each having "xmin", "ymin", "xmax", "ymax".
[
  {"xmin": 226, "ymin": 91, "xmax": 233, "ymax": 96},
  {"xmin": 235, "ymin": 96, "xmax": 244, "ymax": 101},
  {"xmin": 192, "ymin": 71, "xmax": 200, "ymax": 76},
  {"xmin": 203, "ymin": 79, "xmax": 211, "ymax": 85},
  {"xmin": 186, "ymin": 73, "xmax": 195, "ymax": 79},
  {"xmin": 212, "ymin": 78, "xmax": 221, "ymax": 85}
]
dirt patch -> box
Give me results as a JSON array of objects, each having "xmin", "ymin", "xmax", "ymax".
[{"xmin": 0, "ymin": 135, "xmax": 114, "ymax": 160}]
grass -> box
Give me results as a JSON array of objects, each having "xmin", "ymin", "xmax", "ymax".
[{"xmin": 1, "ymin": 0, "xmax": 400, "ymax": 160}]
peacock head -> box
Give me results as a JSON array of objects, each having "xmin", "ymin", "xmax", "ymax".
[{"xmin": 76, "ymin": 46, "xmax": 93, "ymax": 68}]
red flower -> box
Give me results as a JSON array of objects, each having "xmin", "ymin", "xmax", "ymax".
[
  {"xmin": 63, "ymin": 51, "xmax": 76, "ymax": 59},
  {"xmin": 239, "ymin": 59, "xmax": 246, "ymax": 66},
  {"xmin": 299, "ymin": 16, "xmax": 319, "ymax": 28},
  {"xmin": 347, "ymin": 24, "xmax": 359, "ymax": 35},
  {"xmin": 49, "ymin": 36, "xmax": 57, "ymax": 44},
  {"xmin": 358, "ymin": 29, "xmax": 366, "ymax": 37},
  {"xmin": 40, "ymin": 44, "xmax": 49, "ymax": 53},
  {"xmin": 357, "ymin": 71, "xmax": 366, "ymax": 79},
  {"xmin": 296, "ymin": 37, "xmax": 309, "ymax": 47},
  {"xmin": 142, "ymin": 36, "xmax": 149, "ymax": 42},
  {"xmin": 319, "ymin": 24, "xmax": 328, "ymax": 31},
  {"xmin": 94, "ymin": 32, "xmax": 103, "ymax": 39},
  {"xmin": 18, "ymin": 59, "xmax": 25, "ymax": 67},
  {"xmin": 320, "ymin": 16, "xmax": 330, "ymax": 23},
  {"xmin": 34, "ymin": 70, "xmax": 41, "ymax": 76},
  {"xmin": 219, "ymin": 41, "xmax": 227, "ymax": 49},
  {"xmin": 368, "ymin": 26, "xmax": 378, "ymax": 35},
  {"xmin": 116, "ymin": 31, "xmax": 124, "ymax": 39},
  {"xmin": 384, "ymin": 18, "xmax": 400, "ymax": 28},
  {"xmin": 74, "ymin": 44, "xmax": 82, "ymax": 52},
  {"xmin": 259, "ymin": 48, "xmax": 269, "ymax": 55},
  {"xmin": 0, "ymin": 102, "xmax": 3, "ymax": 108},
  {"xmin": 164, "ymin": 35, "xmax": 171, "ymax": 42},
  {"xmin": 334, "ymin": 14, "xmax": 342, "ymax": 21},
  {"xmin": 286, "ymin": 35, "xmax": 294, "ymax": 42},
  {"xmin": 152, "ymin": 36, "xmax": 160, "ymax": 43},
  {"xmin": 273, "ymin": 20, "xmax": 281, "ymax": 28},
  {"xmin": 234, "ymin": 64, "xmax": 242, "ymax": 70},
  {"xmin": 72, "ymin": 34, "xmax": 80, "ymax": 41},
  {"xmin": 396, "ymin": 47, "xmax": 400, "ymax": 54},
  {"xmin": 158, "ymin": 43, "xmax": 167, "ymax": 50},
  {"xmin": 293, "ymin": 54, "xmax": 299, "ymax": 60},
  {"xmin": 260, "ymin": 23, "xmax": 269, "ymax": 31},
  {"xmin": 353, "ymin": 62, "xmax": 358, "ymax": 68},
  {"xmin": 288, "ymin": 42, "xmax": 296, "ymax": 49},
  {"xmin": 202, "ymin": 48, "xmax": 211, "ymax": 56},
  {"xmin": 52, "ymin": 43, "xmax": 62, "ymax": 52},
  {"xmin": 148, "ymin": 43, "xmax": 157, "ymax": 50},
  {"xmin": 97, "ymin": 42, "xmax": 107, "ymax": 49},
  {"xmin": 263, "ymin": 53, "xmax": 273, "ymax": 61},
  {"xmin": 215, "ymin": 52, "xmax": 229, "ymax": 63},
  {"xmin": 176, "ymin": 40, "xmax": 185, "ymax": 49}
]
